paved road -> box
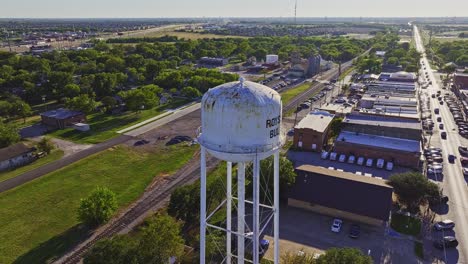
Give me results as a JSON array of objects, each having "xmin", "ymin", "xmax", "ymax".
[
  {"xmin": 0, "ymin": 135, "xmax": 132, "ymax": 193},
  {"xmin": 415, "ymin": 25, "xmax": 468, "ymax": 263}
]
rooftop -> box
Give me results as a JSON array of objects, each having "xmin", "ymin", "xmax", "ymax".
[
  {"xmin": 336, "ymin": 131, "xmax": 421, "ymax": 153},
  {"xmin": 290, "ymin": 165, "xmax": 393, "ymax": 221},
  {"xmin": 318, "ymin": 104, "xmax": 353, "ymax": 115},
  {"xmin": 295, "ymin": 110, "xmax": 335, "ymax": 132},
  {"xmin": 41, "ymin": 108, "xmax": 84, "ymax": 120},
  {"xmin": 0, "ymin": 143, "xmax": 35, "ymax": 162},
  {"xmin": 344, "ymin": 113, "xmax": 421, "ymax": 130},
  {"xmin": 296, "ymin": 164, "xmax": 391, "ymax": 187}
]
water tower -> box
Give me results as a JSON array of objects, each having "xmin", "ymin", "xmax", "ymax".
[{"xmin": 198, "ymin": 78, "xmax": 283, "ymax": 264}]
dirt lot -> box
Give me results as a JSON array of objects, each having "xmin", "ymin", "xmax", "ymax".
[{"xmin": 125, "ymin": 109, "xmax": 201, "ymax": 149}]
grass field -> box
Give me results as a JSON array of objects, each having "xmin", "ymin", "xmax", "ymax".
[
  {"xmin": 0, "ymin": 144, "xmax": 198, "ymax": 264},
  {"xmin": 0, "ymin": 150, "xmax": 64, "ymax": 183},
  {"xmin": 390, "ymin": 213, "xmax": 422, "ymax": 237},
  {"xmin": 281, "ymin": 83, "xmax": 313, "ymax": 105},
  {"xmin": 115, "ymin": 25, "xmax": 246, "ymax": 40},
  {"xmin": 49, "ymin": 98, "xmax": 191, "ymax": 144}
]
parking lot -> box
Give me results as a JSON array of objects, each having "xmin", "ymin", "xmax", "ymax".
[
  {"xmin": 262, "ymin": 206, "xmax": 419, "ymax": 263},
  {"xmin": 287, "ymin": 151, "xmax": 411, "ymax": 180}
]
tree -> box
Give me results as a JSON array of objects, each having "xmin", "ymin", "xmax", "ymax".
[
  {"xmin": 84, "ymin": 235, "xmax": 137, "ymax": 264},
  {"xmin": 0, "ymin": 122, "xmax": 20, "ymax": 148},
  {"xmin": 37, "ymin": 137, "xmax": 55, "ymax": 154},
  {"xmin": 181, "ymin": 86, "xmax": 202, "ymax": 99},
  {"xmin": 78, "ymin": 186, "xmax": 118, "ymax": 227},
  {"xmin": 387, "ymin": 172, "xmax": 440, "ymax": 212},
  {"xmin": 65, "ymin": 94, "xmax": 97, "ymax": 114},
  {"xmin": 281, "ymin": 247, "xmax": 372, "ymax": 264},
  {"xmin": 329, "ymin": 117, "xmax": 343, "ymax": 138},
  {"xmin": 137, "ymin": 214, "xmax": 184, "ymax": 263},
  {"xmin": 258, "ymin": 154, "xmax": 297, "ymax": 198},
  {"xmin": 119, "ymin": 88, "xmax": 159, "ymax": 113},
  {"xmin": 101, "ymin": 96, "xmax": 118, "ymax": 113},
  {"xmin": 63, "ymin": 83, "xmax": 81, "ymax": 98},
  {"xmin": 316, "ymin": 247, "xmax": 372, "ymax": 264}
]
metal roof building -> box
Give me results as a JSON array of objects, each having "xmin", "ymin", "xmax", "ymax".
[{"xmin": 288, "ymin": 165, "xmax": 393, "ymax": 225}]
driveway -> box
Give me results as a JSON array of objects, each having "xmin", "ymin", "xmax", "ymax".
[{"xmin": 29, "ymin": 136, "xmax": 93, "ymax": 157}]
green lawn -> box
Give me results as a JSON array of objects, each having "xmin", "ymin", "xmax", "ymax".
[
  {"xmin": 0, "ymin": 150, "xmax": 64, "ymax": 183},
  {"xmin": 281, "ymin": 83, "xmax": 313, "ymax": 105},
  {"xmin": 0, "ymin": 144, "xmax": 198, "ymax": 264},
  {"xmin": 390, "ymin": 213, "xmax": 422, "ymax": 237},
  {"xmin": 48, "ymin": 98, "xmax": 191, "ymax": 144}
]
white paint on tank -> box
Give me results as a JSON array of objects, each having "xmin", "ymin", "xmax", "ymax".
[{"xmin": 198, "ymin": 78, "xmax": 283, "ymax": 162}]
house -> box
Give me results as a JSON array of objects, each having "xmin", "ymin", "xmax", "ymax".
[
  {"xmin": 288, "ymin": 165, "xmax": 393, "ymax": 226},
  {"xmin": 293, "ymin": 110, "xmax": 335, "ymax": 152},
  {"xmin": 0, "ymin": 143, "xmax": 36, "ymax": 171},
  {"xmin": 40, "ymin": 108, "xmax": 86, "ymax": 129}
]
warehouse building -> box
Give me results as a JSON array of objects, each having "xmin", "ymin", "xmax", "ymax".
[
  {"xmin": 334, "ymin": 113, "xmax": 422, "ymax": 168},
  {"xmin": 293, "ymin": 110, "xmax": 335, "ymax": 152},
  {"xmin": 288, "ymin": 165, "xmax": 393, "ymax": 226}
]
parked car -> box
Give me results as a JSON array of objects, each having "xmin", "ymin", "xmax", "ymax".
[
  {"xmin": 435, "ymin": 108, "xmax": 440, "ymax": 114},
  {"xmin": 386, "ymin": 161, "xmax": 394, "ymax": 171},
  {"xmin": 433, "ymin": 236, "xmax": 458, "ymax": 249},
  {"xmin": 331, "ymin": 219, "xmax": 343, "ymax": 233},
  {"xmin": 338, "ymin": 154, "xmax": 346, "ymax": 162},
  {"xmin": 349, "ymin": 224, "xmax": 360, "ymax": 239},
  {"xmin": 330, "ymin": 152, "xmax": 337, "ymax": 161},
  {"xmin": 460, "ymin": 157, "xmax": 468, "ymax": 166},
  {"xmin": 434, "ymin": 220, "xmax": 455, "ymax": 231},
  {"xmin": 357, "ymin": 157, "xmax": 365, "ymax": 166},
  {"xmin": 463, "ymin": 167, "xmax": 468, "ymax": 176},
  {"xmin": 366, "ymin": 158, "xmax": 374, "ymax": 167},
  {"xmin": 437, "ymin": 117, "xmax": 442, "ymax": 122},
  {"xmin": 348, "ymin": 155, "xmax": 356, "ymax": 164},
  {"xmin": 321, "ymin": 151, "xmax": 329, "ymax": 159},
  {"xmin": 439, "ymin": 123, "xmax": 444, "ymax": 130},
  {"xmin": 376, "ymin": 158, "xmax": 385, "ymax": 169}
]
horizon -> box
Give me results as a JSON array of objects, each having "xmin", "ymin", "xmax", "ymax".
[{"xmin": 1, "ymin": 0, "xmax": 467, "ymax": 19}]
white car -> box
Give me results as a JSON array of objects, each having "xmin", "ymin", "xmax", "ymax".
[
  {"xmin": 386, "ymin": 162, "xmax": 394, "ymax": 171},
  {"xmin": 357, "ymin": 156, "xmax": 365, "ymax": 165},
  {"xmin": 330, "ymin": 152, "xmax": 337, "ymax": 161},
  {"xmin": 348, "ymin": 155, "xmax": 356, "ymax": 164},
  {"xmin": 321, "ymin": 151, "xmax": 329, "ymax": 159},
  {"xmin": 366, "ymin": 158, "xmax": 374, "ymax": 167},
  {"xmin": 331, "ymin": 219, "xmax": 343, "ymax": 233},
  {"xmin": 377, "ymin": 158, "xmax": 385, "ymax": 169},
  {"xmin": 338, "ymin": 154, "xmax": 346, "ymax": 162}
]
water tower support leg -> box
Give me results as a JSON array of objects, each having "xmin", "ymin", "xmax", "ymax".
[
  {"xmin": 237, "ymin": 162, "xmax": 246, "ymax": 264},
  {"xmin": 274, "ymin": 151, "xmax": 280, "ymax": 264},
  {"xmin": 253, "ymin": 158, "xmax": 260, "ymax": 264},
  {"xmin": 226, "ymin": 161, "xmax": 232, "ymax": 264},
  {"xmin": 200, "ymin": 147, "xmax": 207, "ymax": 264}
]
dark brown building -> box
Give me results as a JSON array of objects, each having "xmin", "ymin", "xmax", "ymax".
[
  {"xmin": 288, "ymin": 165, "xmax": 393, "ymax": 226},
  {"xmin": 293, "ymin": 110, "xmax": 335, "ymax": 152},
  {"xmin": 41, "ymin": 108, "xmax": 86, "ymax": 129}
]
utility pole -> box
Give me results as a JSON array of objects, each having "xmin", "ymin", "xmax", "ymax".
[{"xmin": 294, "ymin": 0, "xmax": 297, "ymax": 25}]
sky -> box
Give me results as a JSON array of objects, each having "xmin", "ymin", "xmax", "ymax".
[{"xmin": 0, "ymin": 0, "xmax": 467, "ymax": 18}]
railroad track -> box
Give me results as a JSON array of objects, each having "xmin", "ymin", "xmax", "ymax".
[{"xmin": 56, "ymin": 151, "xmax": 219, "ymax": 264}]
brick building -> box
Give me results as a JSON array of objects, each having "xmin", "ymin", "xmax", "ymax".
[
  {"xmin": 334, "ymin": 112, "xmax": 422, "ymax": 168},
  {"xmin": 288, "ymin": 165, "xmax": 393, "ymax": 226},
  {"xmin": 293, "ymin": 110, "xmax": 335, "ymax": 152},
  {"xmin": 41, "ymin": 108, "xmax": 86, "ymax": 129}
]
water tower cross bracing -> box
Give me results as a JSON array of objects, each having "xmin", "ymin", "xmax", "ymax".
[{"xmin": 198, "ymin": 78, "xmax": 283, "ymax": 264}]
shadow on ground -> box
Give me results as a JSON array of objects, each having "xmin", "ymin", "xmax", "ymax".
[{"xmin": 13, "ymin": 224, "xmax": 92, "ymax": 264}]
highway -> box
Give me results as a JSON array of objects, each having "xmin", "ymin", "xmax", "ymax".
[{"xmin": 414, "ymin": 25, "xmax": 468, "ymax": 263}]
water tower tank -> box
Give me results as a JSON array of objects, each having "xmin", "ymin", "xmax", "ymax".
[{"xmin": 198, "ymin": 78, "xmax": 283, "ymax": 162}]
